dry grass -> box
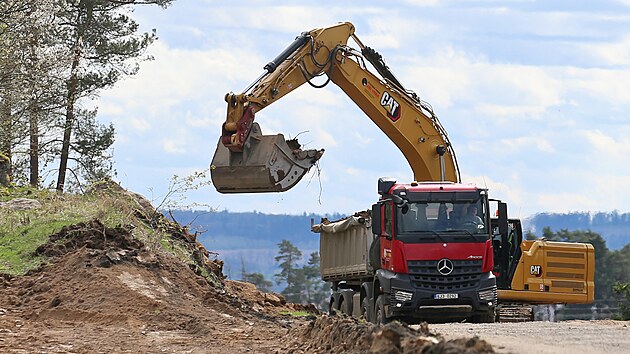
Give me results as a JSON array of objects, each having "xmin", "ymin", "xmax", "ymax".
[{"xmin": 0, "ymin": 186, "xmax": 180, "ymax": 275}]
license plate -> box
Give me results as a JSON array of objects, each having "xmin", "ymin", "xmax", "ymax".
[{"xmin": 434, "ymin": 293, "xmax": 459, "ymax": 299}]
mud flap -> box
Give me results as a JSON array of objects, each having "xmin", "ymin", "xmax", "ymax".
[{"xmin": 210, "ymin": 123, "xmax": 324, "ymax": 193}]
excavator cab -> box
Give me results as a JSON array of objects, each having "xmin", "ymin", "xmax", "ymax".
[{"xmin": 210, "ymin": 122, "xmax": 324, "ymax": 193}]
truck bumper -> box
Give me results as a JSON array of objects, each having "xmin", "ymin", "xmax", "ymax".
[{"xmin": 382, "ymin": 271, "xmax": 497, "ymax": 322}]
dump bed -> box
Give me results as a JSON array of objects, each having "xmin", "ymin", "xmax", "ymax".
[{"xmin": 311, "ymin": 212, "xmax": 374, "ymax": 282}]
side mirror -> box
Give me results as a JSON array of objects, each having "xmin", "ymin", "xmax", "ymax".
[
  {"xmin": 391, "ymin": 194, "xmax": 409, "ymax": 213},
  {"xmin": 371, "ymin": 203, "xmax": 381, "ymax": 235}
]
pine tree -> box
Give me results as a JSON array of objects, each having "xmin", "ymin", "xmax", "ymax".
[
  {"xmin": 243, "ymin": 273, "xmax": 273, "ymax": 292},
  {"xmin": 52, "ymin": 0, "xmax": 174, "ymax": 192},
  {"xmin": 302, "ymin": 251, "xmax": 328, "ymax": 308},
  {"xmin": 274, "ymin": 239, "xmax": 304, "ymax": 303},
  {"xmin": 239, "ymin": 256, "xmax": 273, "ymax": 292}
]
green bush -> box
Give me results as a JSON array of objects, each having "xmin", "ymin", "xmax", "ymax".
[{"xmin": 613, "ymin": 282, "xmax": 630, "ymax": 320}]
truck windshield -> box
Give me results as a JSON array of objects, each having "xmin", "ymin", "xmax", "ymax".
[{"xmin": 397, "ymin": 200, "xmax": 487, "ymax": 235}]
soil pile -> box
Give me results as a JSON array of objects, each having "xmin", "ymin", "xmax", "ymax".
[
  {"xmin": 0, "ymin": 218, "xmax": 294, "ymax": 353},
  {"xmin": 284, "ymin": 316, "xmax": 494, "ymax": 353}
]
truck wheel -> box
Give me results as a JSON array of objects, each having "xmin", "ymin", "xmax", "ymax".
[
  {"xmin": 471, "ymin": 307, "xmax": 496, "ymax": 323},
  {"xmin": 340, "ymin": 297, "xmax": 352, "ymax": 316},
  {"xmin": 341, "ymin": 291, "xmax": 355, "ymax": 315},
  {"xmin": 361, "ymin": 297, "xmax": 370, "ymax": 322},
  {"xmin": 329, "ymin": 297, "xmax": 337, "ymax": 316},
  {"xmin": 374, "ymin": 295, "xmax": 389, "ymax": 325}
]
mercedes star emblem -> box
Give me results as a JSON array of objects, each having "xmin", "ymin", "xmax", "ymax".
[{"xmin": 437, "ymin": 258, "xmax": 454, "ymax": 276}]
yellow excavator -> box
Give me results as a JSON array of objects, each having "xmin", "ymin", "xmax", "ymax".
[{"xmin": 210, "ymin": 22, "xmax": 594, "ymax": 322}]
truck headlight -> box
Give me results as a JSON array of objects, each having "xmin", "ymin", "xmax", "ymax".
[
  {"xmin": 393, "ymin": 290, "xmax": 413, "ymax": 302},
  {"xmin": 478, "ymin": 288, "xmax": 497, "ymax": 302}
]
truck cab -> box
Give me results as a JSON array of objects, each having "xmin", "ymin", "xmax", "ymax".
[{"xmin": 370, "ymin": 177, "xmax": 497, "ymax": 323}]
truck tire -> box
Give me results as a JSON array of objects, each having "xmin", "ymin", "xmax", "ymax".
[
  {"xmin": 471, "ymin": 307, "xmax": 496, "ymax": 323},
  {"xmin": 374, "ymin": 295, "xmax": 389, "ymax": 325},
  {"xmin": 340, "ymin": 294, "xmax": 353, "ymax": 316},
  {"xmin": 361, "ymin": 297, "xmax": 370, "ymax": 322},
  {"xmin": 329, "ymin": 296, "xmax": 337, "ymax": 316}
]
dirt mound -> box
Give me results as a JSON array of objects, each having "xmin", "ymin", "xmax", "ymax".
[
  {"xmin": 35, "ymin": 219, "xmax": 143, "ymax": 259},
  {"xmin": 284, "ymin": 316, "xmax": 494, "ymax": 353},
  {"xmin": 0, "ymin": 219, "xmax": 294, "ymax": 352}
]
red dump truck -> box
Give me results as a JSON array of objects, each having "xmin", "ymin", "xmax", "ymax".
[{"xmin": 312, "ymin": 178, "xmax": 594, "ymax": 324}]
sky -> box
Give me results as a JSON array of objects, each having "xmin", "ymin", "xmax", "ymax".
[{"xmin": 98, "ymin": 0, "xmax": 630, "ymax": 218}]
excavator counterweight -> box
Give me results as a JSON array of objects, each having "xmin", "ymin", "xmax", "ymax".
[{"xmin": 210, "ymin": 123, "xmax": 323, "ymax": 193}]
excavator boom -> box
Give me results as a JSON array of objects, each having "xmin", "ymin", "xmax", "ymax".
[{"xmin": 211, "ymin": 22, "xmax": 460, "ymax": 193}]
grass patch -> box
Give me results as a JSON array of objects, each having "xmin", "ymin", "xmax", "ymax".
[
  {"xmin": 0, "ymin": 187, "xmax": 157, "ymax": 275},
  {"xmin": 0, "ymin": 219, "xmax": 80, "ymax": 275},
  {"xmin": 0, "ymin": 185, "xmax": 223, "ymax": 289}
]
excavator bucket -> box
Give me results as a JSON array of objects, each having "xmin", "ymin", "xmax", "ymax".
[{"xmin": 210, "ymin": 123, "xmax": 324, "ymax": 193}]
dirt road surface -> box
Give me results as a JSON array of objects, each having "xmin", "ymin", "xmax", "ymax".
[{"xmin": 429, "ymin": 320, "xmax": 630, "ymax": 354}]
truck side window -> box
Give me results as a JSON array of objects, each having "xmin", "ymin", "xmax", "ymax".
[{"xmin": 384, "ymin": 203, "xmax": 393, "ymax": 237}]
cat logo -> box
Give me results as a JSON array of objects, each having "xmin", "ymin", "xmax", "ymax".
[
  {"xmin": 380, "ymin": 91, "xmax": 401, "ymax": 122},
  {"xmin": 530, "ymin": 265, "xmax": 542, "ymax": 277}
]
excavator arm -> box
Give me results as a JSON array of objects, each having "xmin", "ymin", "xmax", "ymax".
[{"xmin": 211, "ymin": 22, "xmax": 460, "ymax": 193}]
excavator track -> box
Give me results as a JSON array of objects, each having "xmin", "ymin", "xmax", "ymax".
[{"xmin": 497, "ymin": 303, "xmax": 534, "ymax": 322}]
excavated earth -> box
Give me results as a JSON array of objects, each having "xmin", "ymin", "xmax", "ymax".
[{"xmin": 0, "ymin": 218, "xmax": 496, "ymax": 353}]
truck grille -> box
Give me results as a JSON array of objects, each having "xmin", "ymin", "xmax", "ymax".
[{"xmin": 407, "ymin": 260, "xmax": 483, "ymax": 292}]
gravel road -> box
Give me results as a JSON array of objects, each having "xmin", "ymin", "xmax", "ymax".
[{"xmin": 426, "ymin": 320, "xmax": 630, "ymax": 354}]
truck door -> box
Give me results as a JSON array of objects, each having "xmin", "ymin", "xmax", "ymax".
[{"xmin": 381, "ymin": 202, "xmax": 394, "ymax": 270}]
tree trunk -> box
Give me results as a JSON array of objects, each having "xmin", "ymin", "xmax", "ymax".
[
  {"xmin": 0, "ymin": 95, "xmax": 12, "ymax": 186},
  {"xmin": 28, "ymin": 30, "xmax": 39, "ymax": 187},
  {"xmin": 29, "ymin": 101, "xmax": 39, "ymax": 187},
  {"xmin": 56, "ymin": 38, "xmax": 81, "ymax": 193}
]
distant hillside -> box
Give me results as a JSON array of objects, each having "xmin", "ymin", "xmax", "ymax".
[{"xmin": 524, "ymin": 211, "xmax": 630, "ymax": 250}]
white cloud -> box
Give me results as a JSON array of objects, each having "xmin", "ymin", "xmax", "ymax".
[
  {"xmin": 563, "ymin": 67, "xmax": 630, "ymax": 105},
  {"xmin": 536, "ymin": 193, "xmax": 597, "ymax": 214},
  {"xmin": 344, "ymin": 167, "xmax": 364, "ymax": 177},
  {"xmin": 404, "ymin": 0, "xmax": 440, "ymax": 6},
  {"xmin": 404, "ymin": 48, "xmax": 563, "ymax": 119},
  {"xmin": 580, "ymin": 35, "xmax": 630, "ymax": 66},
  {"xmin": 162, "ymin": 139, "xmax": 187, "ymax": 154},
  {"xmin": 498, "ymin": 136, "xmax": 555, "ymax": 154},
  {"xmin": 130, "ymin": 118, "xmax": 151, "ymax": 132},
  {"xmin": 582, "ymin": 130, "xmax": 630, "ymax": 160},
  {"xmin": 197, "ymin": 6, "xmax": 341, "ymax": 34},
  {"xmin": 361, "ymin": 17, "xmax": 441, "ymax": 49},
  {"xmin": 102, "ymin": 41, "xmax": 264, "ymax": 109},
  {"xmin": 353, "ymin": 132, "xmax": 373, "ymax": 146}
]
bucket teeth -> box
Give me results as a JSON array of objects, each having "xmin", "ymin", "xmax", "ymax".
[{"xmin": 210, "ymin": 123, "xmax": 324, "ymax": 193}]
